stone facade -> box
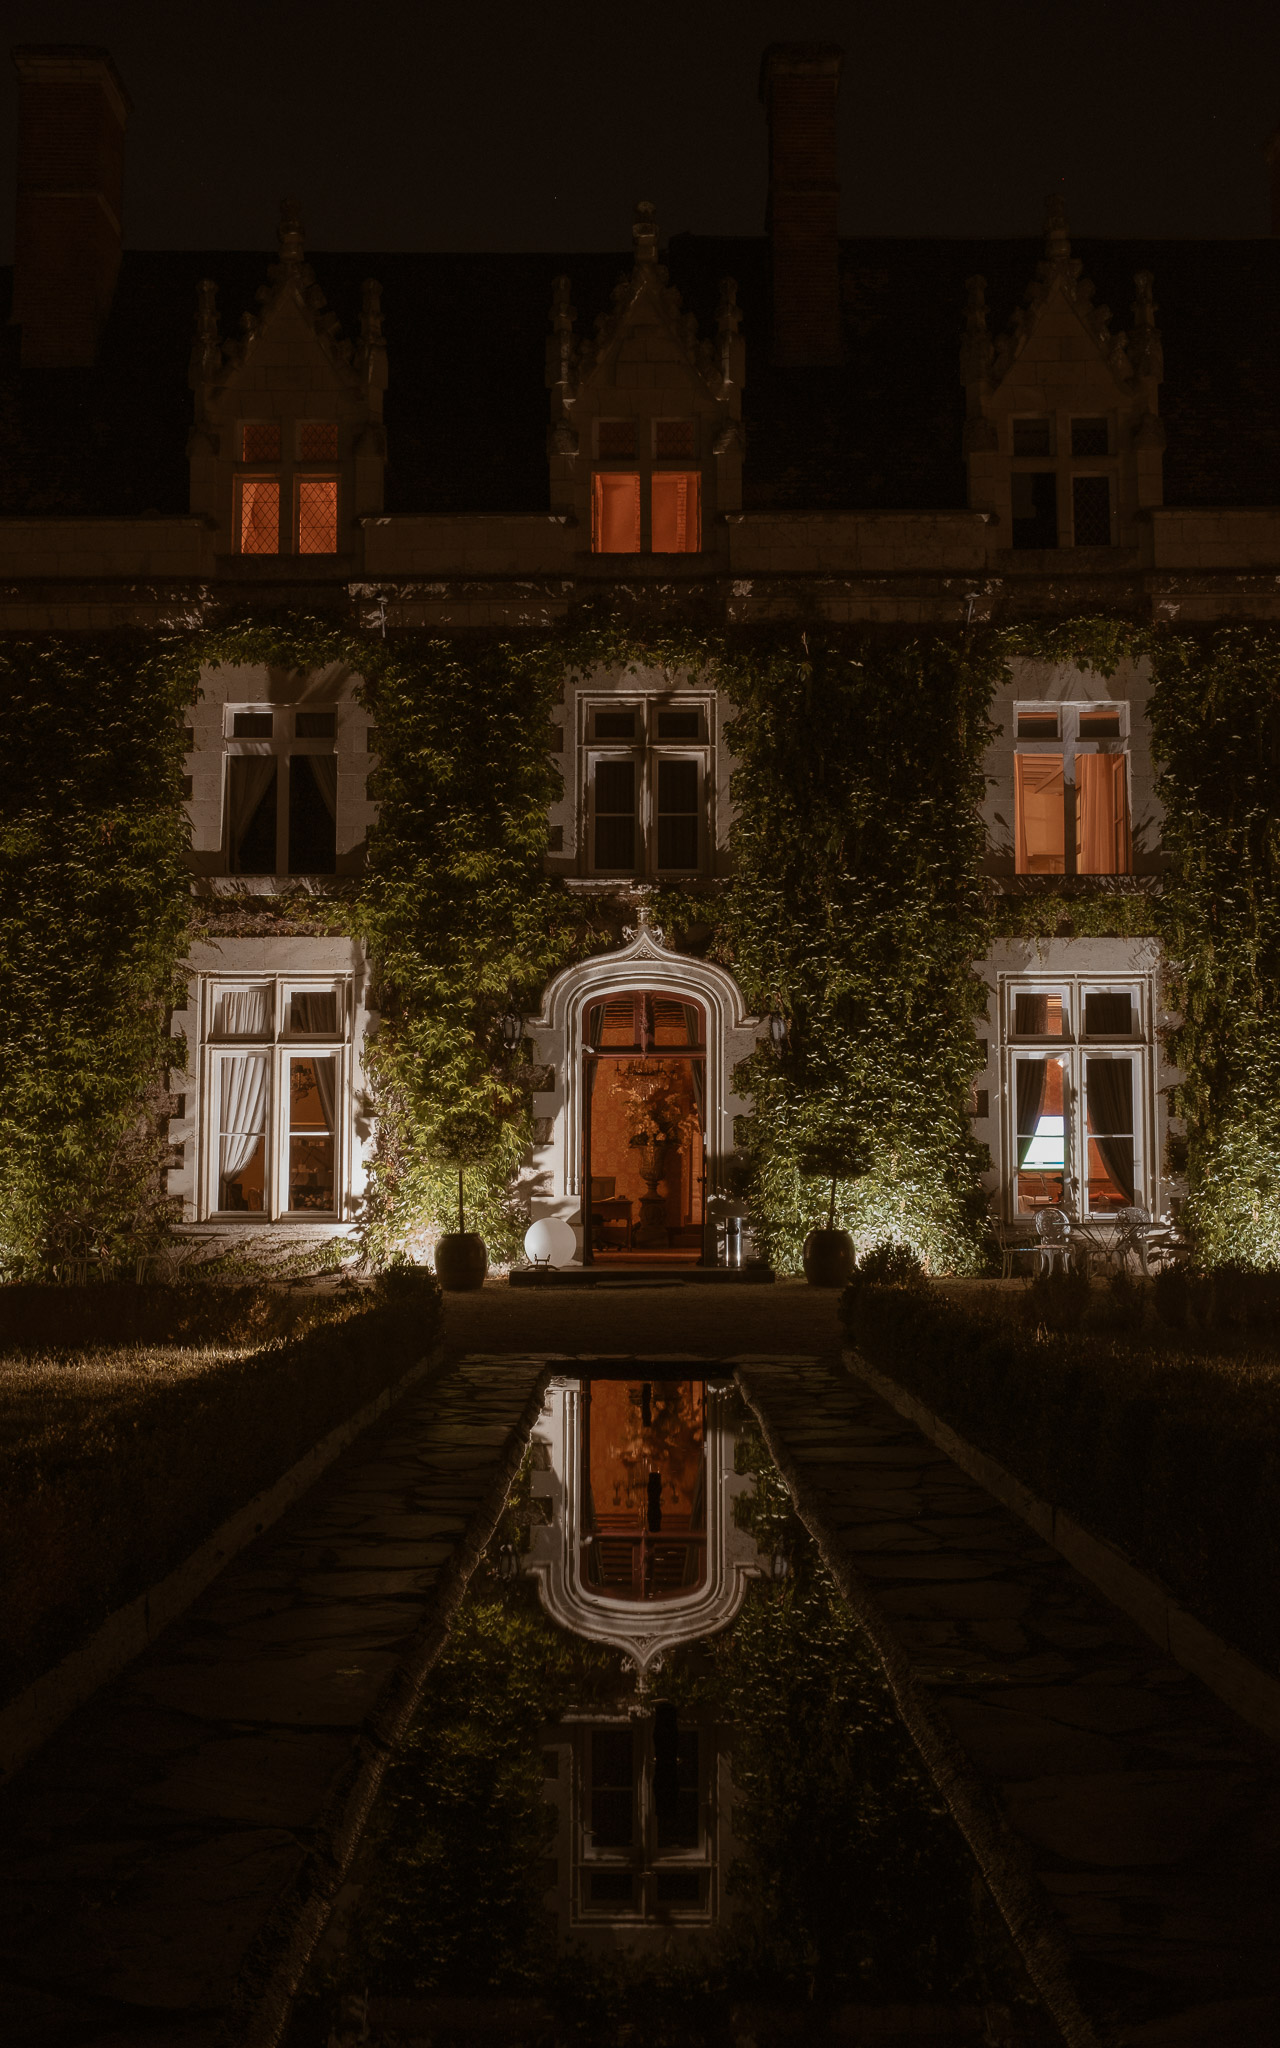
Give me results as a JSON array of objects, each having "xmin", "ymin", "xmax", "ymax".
[{"xmin": 3, "ymin": 40, "xmax": 1279, "ymax": 1259}]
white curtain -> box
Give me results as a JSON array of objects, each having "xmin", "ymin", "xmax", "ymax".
[
  {"xmin": 215, "ymin": 985, "xmax": 270, "ymax": 1037},
  {"xmin": 219, "ymin": 1052, "xmax": 269, "ymax": 1182}
]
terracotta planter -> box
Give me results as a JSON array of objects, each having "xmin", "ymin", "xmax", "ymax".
[
  {"xmin": 434, "ymin": 1231, "xmax": 488, "ymax": 1291},
  {"xmin": 802, "ymin": 1228, "xmax": 856, "ymax": 1287}
]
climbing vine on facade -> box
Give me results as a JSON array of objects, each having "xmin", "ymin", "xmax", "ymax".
[
  {"xmin": 0, "ymin": 634, "xmax": 193, "ymax": 1274},
  {"xmin": 1149, "ymin": 625, "xmax": 1280, "ymax": 1268},
  {"xmin": 8, "ymin": 609, "xmax": 1280, "ymax": 1274}
]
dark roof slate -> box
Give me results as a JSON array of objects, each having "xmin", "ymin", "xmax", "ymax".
[{"xmin": 1, "ymin": 233, "xmax": 1277, "ymax": 520}]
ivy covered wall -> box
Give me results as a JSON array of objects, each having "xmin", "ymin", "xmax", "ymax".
[
  {"xmin": 0, "ymin": 635, "xmax": 193, "ymax": 1273},
  {"xmin": 4, "ymin": 613, "xmax": 1280, "ymax": 1274},
  {"xmin": 1150, "ymin": 627, "xmax": 1280, "ymax": 1269}
]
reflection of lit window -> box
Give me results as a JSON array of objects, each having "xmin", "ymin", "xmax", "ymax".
[
  {"xmin": 206, "ymin": 978, "xmax": 350, "ymax": 1220},
  {"xmin": 581, "ymin": 1380, "xmax": 706, "ymax": 1602},
  {"xmin": 1014, "ymin": 703, "xmax": 1131, "ymax": 875}
]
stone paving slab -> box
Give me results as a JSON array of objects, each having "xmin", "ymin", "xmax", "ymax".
[
  {"xmin": 0, "ymin": 1355, "xmax": 550, "ymax": 2048},
  {"xmin": 736, "ymin": 1356, "xmax": 1280, "ymax": 2048}
]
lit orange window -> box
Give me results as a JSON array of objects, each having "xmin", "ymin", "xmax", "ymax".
[
  {"xmin": 242, "ymin": 421, "xmax": 281, "ymax": 462},
  {"xmin": 298, "ymin": 420, "xmax": 339, "ymax": 459},
  {"xmin": 592, "ymin": 472, "xmax": 641, "ymax": 553},
  {"xmin": 1076, "ymin": 754, "xmax": 1131, "ymax": 874},
  {"xmin": 651, "ymin": 472, "xmax": 700, "ymax": 553},
  {"xmin": 1015, "ymin": 756, "xmax": 1065, "ymax": 873},
  {"xmin": 237, "ymin": 476, "xmax": 280, "ymax": 555},
  {"xmin": 297, "ymin": 478, "xmax": 339, "ymax": 555}
]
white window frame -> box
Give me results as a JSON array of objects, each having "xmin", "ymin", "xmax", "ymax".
[
  {"xmin": 223, "ymin": 704, "xmax": 338, "ymax": 877},
  {"xmin": 1002, "ymin": 976, "xmax": 1151, "ymax": 1220},
  {"xmin": 199, "ymin": 974, "xmax": 351, "ymax": 1222},
  {"xmin": 573, "ymin": 1713, "xmax": 715, "ymax": 1925},
  {"xmin": 1013, "ymin": 700, "xmax": 1132, "ymax": 876},
  {"xmin": 581, "ymin": 697, "xmax": 712, "ymax": 879}
]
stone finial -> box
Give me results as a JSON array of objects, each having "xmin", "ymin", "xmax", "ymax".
[
  {"xmin": 1130, "ymin": 270, "xmax": 1163, "ymax": 383},
  {"xmin": 360, "ymin": 278, "xmax": 384, "ymax": 349},
  {"xmin": 547, "ymin": 274, "xmax": 577, "ymax": 400},
  {"xmin": 277, "ymin": 196, "xmax": 306, "ymax": 271},
  {"xmin": 550, "ymin": 273, "xmax": 575, "ymax": 339},
  {"xmin": 191, "ymin": 278, "xmax": 220, "ymax": 383},
  {"xmin": 960, "ymin": 273, "xmax": 993, "ymax": 383},
  {"xmin": 632, "ymin": 199, "xmax": 660, "ymax": 266},
  {"xmin": 1044, "ymin": 193, "xmax": 1071, "ymax": 263}
]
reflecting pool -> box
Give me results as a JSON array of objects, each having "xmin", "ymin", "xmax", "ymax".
[{"xmin": 288, "ymin": 1376, "xmax": 1054, "ymax": 2048}]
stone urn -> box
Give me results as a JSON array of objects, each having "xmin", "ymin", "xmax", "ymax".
[
  {"xmin": 802, "ymin": 1228, "xmax": 856, "ymax": 1287},
  {"xmin": 434, "ymin": 1231, "xmax": 488, "ymax": 1291},
  {"xmin": 633, "ymin": 1138, "xmax": 671, "ymax": 1248}
]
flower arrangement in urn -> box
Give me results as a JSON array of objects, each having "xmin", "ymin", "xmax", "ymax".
[{"xmin": 620, "ymin": 1060, "xmax": 694, "ymax": 1192}]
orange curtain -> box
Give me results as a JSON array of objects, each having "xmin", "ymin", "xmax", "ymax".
[
  {"xmin": 1015, "ymin": 756, "xmax": 1065, "ymax": 873},
  {"xmin": 592, "ymin": 471, "xmax": 641, "ymax": 553},
  {"xmin": 651, "ymin": 471, "xmax": 700, "ymax": 553},
  {"xmin": 1077, "ymin": 753, "xmax": 1131, "ymax": 874},
  {"xmin": 238, "ymin": 476, "xmax": 280, "ymax": 555}
]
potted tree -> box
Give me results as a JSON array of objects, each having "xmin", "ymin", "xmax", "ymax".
[
  {"xmin": 434, "ymin": 1163, "xmax": 488, "ymax": 1291},
  {"xmin": 799, "ymin": 1139, "xmax": 868, "ymax": 1287}
]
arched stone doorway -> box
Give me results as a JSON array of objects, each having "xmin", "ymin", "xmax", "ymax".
[{"xmin": 524, "ymin": 917, "xmax": 761, "ymax": 1268}]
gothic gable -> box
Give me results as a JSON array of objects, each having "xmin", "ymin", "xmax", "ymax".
[
  {"xmin": 962, "ymin": 198, "xmax": 1163, "ymax": 553},
  {"xmin": 187, "ymin": 201, "xmax": 387, "ymax": 562},
  {"xmin": 546, "ymin": 203, "xmax": 745, "ymax": 547}
]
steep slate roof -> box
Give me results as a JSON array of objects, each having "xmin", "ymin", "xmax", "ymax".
[{"xmin": 1, "ymin": 233, "xmax": 1278, "ymax": 520}]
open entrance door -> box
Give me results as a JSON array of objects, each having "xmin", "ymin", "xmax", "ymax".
[{"xmin": 581, "ymin": 991, "xmax": 706, "ymax": 1268}]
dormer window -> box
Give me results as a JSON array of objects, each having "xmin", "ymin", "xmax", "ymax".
[
  {"xmin": 234, "ymin": 418, "xmax": 340, "ymax": 556},
  {"xmin": 590, "ymin": 417, "xmax": 701, "ymax": 554}
]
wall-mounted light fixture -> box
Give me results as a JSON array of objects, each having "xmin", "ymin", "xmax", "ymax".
[{"xmin": 500, "ymin": 1007, "xmax": 524, "ymax": 1051}]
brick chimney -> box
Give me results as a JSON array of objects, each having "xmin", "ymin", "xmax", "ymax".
[
  {"xmin": 759, "ymin": 43, "xmax": 843, "ymax": 367},
  {"xmin": 11, "ymin": 45, "xmax": 129, "ymax": 368}
]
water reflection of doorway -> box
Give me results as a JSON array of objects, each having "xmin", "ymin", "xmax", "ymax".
[
  {"xmin": 582, "ymin": 991, "xmax": 706, "ymax": 1267},
  {"xmin": 582, "ymin": 1380, "xmax": 706, "ymax": 1600}
]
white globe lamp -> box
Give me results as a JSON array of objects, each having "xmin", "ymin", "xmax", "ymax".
[{"xmin": 523, "ymin": 1216, "xmax": 577, "ymax": 1269}]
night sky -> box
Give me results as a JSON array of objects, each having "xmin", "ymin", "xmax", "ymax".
[{"xmin": 1, "ymin": 0, "xmax": 1278, "ymax": 259}]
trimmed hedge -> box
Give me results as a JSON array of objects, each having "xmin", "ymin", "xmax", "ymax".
[
  {"xmin": 841, "ymin": 1280, "xmax": 1280, "ymax": 1678},
  {"xmin": 0, "ymin": 1268, "xmax": 442, "ymax": 1707}
]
